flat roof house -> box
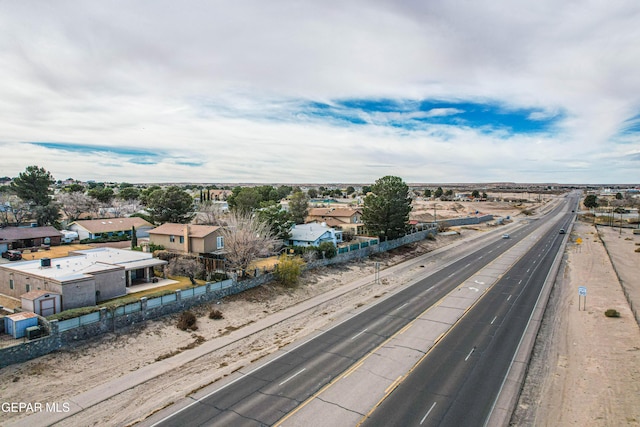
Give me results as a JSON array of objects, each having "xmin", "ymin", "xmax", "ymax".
[
  {"xmin": 68, "ymin": 217, "xmax": 154, "ymax": 241},
  {"xmin": 149, "ymin": 223, "xmax": 224, "ymax": 255},
  {"xmin": 0, "ymin": 248, "xmax": 167, "ymax": 311}
]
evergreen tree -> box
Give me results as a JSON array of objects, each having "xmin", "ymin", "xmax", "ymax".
[
  {"xmin": 145, "ymin": 186, "xmax": 195, "ymax": 223},
  {"xmin": 288, "ymin": 191, "xmax": 309, "ymax": 224},
  {"xmin": 362, "ymin": 176, "xmax": 412, "ymax": 240},
  {"xmin": 11, "ymin": 165, "xmax": 54, "ymax": 206}
]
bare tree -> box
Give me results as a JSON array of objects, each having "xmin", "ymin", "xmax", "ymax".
[
  {"xmin": 0, "ymin": 194, "xmax": 14, "ymax": 226},
  {"xmin": 120, "ymin": 199, "xmax": 142, "ymax": 217},
  {"xmin": 196, "ymin": 200, "xmax": 226, "ymax": 225},
  {"xmin": 57, "ymin": 191, "xmax": 94, "ymax": 223},
  {"xmin": 168, "ymin": 256, "xmax": 204, "ymax": 285},
  {"xmin": 0, "ymin": 195, "xmax": 31, "ymax": 226},
  {"xmin": 219, "ymin": 211, "xmax": 278, "ymax": 274}
]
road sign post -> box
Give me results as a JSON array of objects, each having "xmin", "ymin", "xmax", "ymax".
[{"xmin": 578, "ymin": 286, "xmax": 587, "ymax": 310}]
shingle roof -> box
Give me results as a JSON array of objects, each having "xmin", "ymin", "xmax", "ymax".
[
  {"xmin": 307, "ymin": 207, "xmax": 362, "ymax": 218},
  {"xmin": 69, "ymin": 217, "xmax": 153, "ymax": 233},
  {"xmin": 0, "ymin": 226, "xmax": 63, "ymax": 240},
  {"xmin": 148, "ymin": 223, "xmax": 220, "ymax": 238},
  {"xmin": 289, "ymin": 223, "xmax": 333, "ymax": 242}
]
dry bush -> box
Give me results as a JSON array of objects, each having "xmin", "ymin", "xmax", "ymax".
[
  {"xmin": 177, "ymin": 311, "xmax": 198, "ymax": 331},
  {"xmin": 209, "ymin": 309, "xmax": 224, "ymax": 320}
]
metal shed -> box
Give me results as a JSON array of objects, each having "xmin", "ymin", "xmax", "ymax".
[
  {"xmin": 4, "ymin": 311, "xmax": 38, "ymax": 339},
  {"xmin": 21, "ymin": 290, "xmax": 61, "ymax": 316}
]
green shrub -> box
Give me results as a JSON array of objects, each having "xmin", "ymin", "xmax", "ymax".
[
  {"xmin": 47, "ymin": 306, "xmax": 102, "ymax": 321},
  {"xmin": 604, "ymin": 309, "xmax": 621, "ymax": 318},
  {"xmin": 317, "ymin": 241, "xmax": 337, "ymax": 259},
  {"xmin": 274, "ymin": 254, "xmax": 306, "ymax": 287},
  {"xmin": 177, "ymin": 311, "xmax": 198, "ymax": 330}
]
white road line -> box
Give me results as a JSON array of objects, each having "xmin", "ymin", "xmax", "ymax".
[
  {"xmin": 506, "ymin": 295, "xmax": 512, "ymax": 301},
  {"xmin": 351, "ymin": 329, "xmax": 368, "ymax": 340},
  {"xmin": 394, "ymin": 303, "xmax": 408, "ymax": 312},
  {"xmin": 420, "ymin": 402, "xmax": 437, "ymax": 425},
  {"xmin": 491, "ymin": 316, "xmax": 497, "ymax": 325},
  {"xmin": 518, "ymin": 280, "xmax": 522, "ymax": 285},
  {"xmin": 465, "ymin": 347, "xmax": 476, "ymax": 361},
  {"xmin": 279, "ymin": 368, "xmax": 306, "ymax": 386}
]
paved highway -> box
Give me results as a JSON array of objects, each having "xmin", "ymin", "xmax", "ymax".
[
  {"xmin": 360, "ymin": 196, "xmax": 578, "ymax": 426},
  {"xmin": 147, "ymin": 196, "xmax": 576, "ymax": 427}
]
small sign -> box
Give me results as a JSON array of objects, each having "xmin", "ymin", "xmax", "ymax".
[
  {"xmin": 576, "ymin": 237, "xmax": 583, "ymax": 245},
  {"xmin": 578, "ymin": 286, "xmax": 587, "ymax": 296}
]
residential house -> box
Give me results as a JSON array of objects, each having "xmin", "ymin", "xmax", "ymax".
[
  {"xmin": 285, "ymin": 223, "xmax": 342, "ymax": 248},
  {"xmin": 148, "ymin": 223, "xmax": 224, "ymax": 255},
  {"xmin": 0, "ymin": 226, "xmax": 63, "ymax": 250},
  {"xmin": 0, "ymin": 248, "xmax": 168, "ymax": 311},
  {"xmin": 306, "ymin": 207, "xmax": 365, "ymax": 235},
  {"xmin": 208, "ymin": 189, "xmax": 232, "ymax": 201},
  {"xmin": 68, "ymin": 217, "xmax": 154, "ymax": 241}
]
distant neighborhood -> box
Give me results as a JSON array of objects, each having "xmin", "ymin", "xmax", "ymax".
[{"xmin": 1, "ymin": 165, "xmax": 639, "ymax": 340}]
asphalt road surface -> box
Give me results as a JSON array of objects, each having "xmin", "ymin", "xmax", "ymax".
[
  {"xmin": 360, "ymin": 200, "xmax": 576, "ymax": 426},
  {"xmin": 149, "ymin": 196, "xmax": 577, "ymax": 427}
]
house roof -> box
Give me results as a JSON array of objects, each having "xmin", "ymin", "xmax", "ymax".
[
  {"xmin": 0, "ymin": 248, "xmax": 167, "ymax": 281},
  {"xmin": 6, "ymin": 311, "xmax": 38, "ymax": 321},
  {"xmin": 149, "ymin": 223, "xmax": 220, "ymax": 238},
  {"xmin": 69, "ymin": 217, "xmax": 154, "ymax": 234},
  {"xmin": 21, "ymin": 289, "xmax": 60, "ymax": 300},
  {"xmin": 315, "ymin": 218, "xmax": 344, "ymax": 228},
  {"xmin": 0, "ymin": 226, "xmax": 63, "ymax": 241},
  {"xmin": 289, "ymin": 223, "xmax": 334, "ymax": 242},
  {"xmin": 307, "ymin": 207, "xmax": 362, "ymax": 218}
]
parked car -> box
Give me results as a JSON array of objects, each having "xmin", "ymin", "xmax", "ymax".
[
  {"xmin": 1, "ymin": 250, "xmax": 22, "ymax": 261},
  {"xmin": 559, "ymin": 229, "xmax": 566, "ymax": 234},
  {"xmin": 502, "ymin": 234, "xmax": 510, "ymax": 239}
]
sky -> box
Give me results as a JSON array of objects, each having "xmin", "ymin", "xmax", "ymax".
[{"xmin": 0, "ymin": 1, "xmax": 639, "ymax": 184}]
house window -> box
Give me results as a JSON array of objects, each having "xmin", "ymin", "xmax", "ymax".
[
  {"xmin": 26, "ymin": 284, "xmax": 31, "ymax": 292},
  {"xmin": 179, "ymin": 236, "xmax": 184, "ymax": 244},
  {"xmin": 217, "ymin": 236, "xmax": 224, "ymax": 249},
  {"xmin": 170, "ymin": 235, "xmax": 175, "ymax": 243},
  {"xmin": 9, "ymin": 279, "xmax": 13, "ymax": 290}
]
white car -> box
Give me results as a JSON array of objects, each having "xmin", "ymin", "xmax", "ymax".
[{"xmin": 502, "ymin": 234, "xmax": 510, "ymax": 239}]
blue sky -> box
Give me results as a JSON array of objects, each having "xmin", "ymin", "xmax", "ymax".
[{"xmin": 0, "ymin": 1, "xmax": 639, "ymax": 184}]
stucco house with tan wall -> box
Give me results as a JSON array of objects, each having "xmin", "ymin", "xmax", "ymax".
[
  {"xmin": 148, "ymin": 223, "xmax": 224, "ymax": 255},
  {"xmin": 306, "ymin": 207, "xmax": 365, "ymax": 235},
  {"xmin": 0, "ymin": 248, "xmax": 167, "ymax": 313}
]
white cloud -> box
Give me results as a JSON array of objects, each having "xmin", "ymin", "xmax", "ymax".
[{"xmin": 0, "ymin": 0, "xmax": 638, "ymax": 184}]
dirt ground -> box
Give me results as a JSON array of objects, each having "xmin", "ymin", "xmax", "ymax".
[
  {"xmin": 512, "ymin": 221, "xmax": 640, "ymax": 426},
  {"xmin": 4, "ymin": 197, "xmax": 638, "ymax": 426}
]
